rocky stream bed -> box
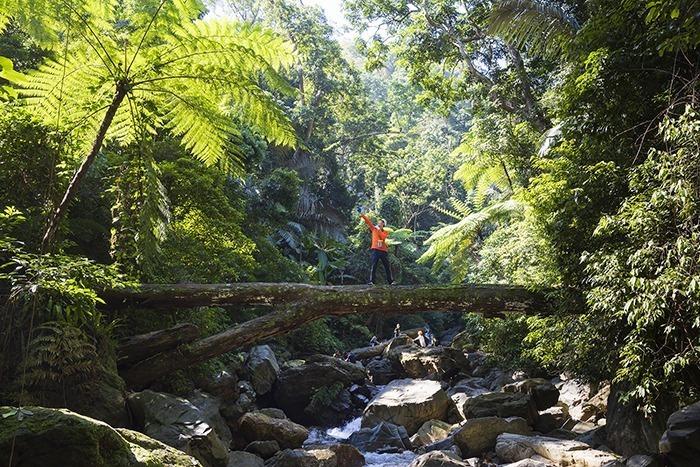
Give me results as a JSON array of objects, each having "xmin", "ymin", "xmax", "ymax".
[{"xmin": 1, "ymin": 331, "xmax": 698, "ymax": 466}]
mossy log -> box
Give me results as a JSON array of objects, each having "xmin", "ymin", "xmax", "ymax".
[
  {"xmin": 111, "ymin": 283, "xmax": 557, "ymax": 389},
  {"xmin": 117, "ymin": 323, "xmax": 200, "ymax": 367}
]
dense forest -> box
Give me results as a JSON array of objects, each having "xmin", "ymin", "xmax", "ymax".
[{"xmin": 1, "ymin": 0, "xmax": 699, "ymax": 466}]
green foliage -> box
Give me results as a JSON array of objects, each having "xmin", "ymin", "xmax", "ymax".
[
  {"xmin": 0, "ymin": 55, "xmax": 25, "ymax": 99},
  {"xmin": 585, "ymin": 108, "xmax": 700, "ymax": 414},
  {"xmin": 305, "ymin": 382, "xmax": 343, "ymax": 416},
  {"xmin": 283, "ymin": 319, "xmax": 343, "ymax": 355}
]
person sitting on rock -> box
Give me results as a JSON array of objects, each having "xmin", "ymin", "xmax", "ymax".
[
  {"xmin": 414, "ymin": 330, "xmax": 427, "ymax": 347},
  {"xmin": 369, "ymin": 335, "xmax": 379, "ymax": 346},
  {"xmin": 358, "ymin": 207, "xmax": 393, "ymax": 285},
  {"xmin": 393, "ymin": 323, "xmax": 401, "ymax": 338}
]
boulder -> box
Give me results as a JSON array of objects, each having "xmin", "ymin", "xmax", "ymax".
[
  {"xmin": 659, "ymin": 400, "xmax": 700, "ymax": 466},
  {"xmin": 397, "ymin": 346, "xmax": 470, "ymax": 380},
  {"xmin": 350, "ymin": 343, "xmax": 387, "ymax": 361},
  {"xmin": 439, "ymin": 326, "xmax": 464, "ymax": 347},
  {"xmin": 626, "ymin": 454, "xmax": 661, "ymax": 467},
  {"xmin": 483, "ymin": 368, "xmax": 525, "ymax": 391},
  {"xmin": 453, "ymin": 416, "xmax": 531, "ymax": 456},
  {"xmin": 580, "ymin": 385, "xmax": 610, "ymax": 422},
  {"xmin": 382, "ymin": 336, "xmax": 415, "ymax": 357},
  {"xmin": 409, "ymin": 419, "xmax": 454, "ymax": 448},
  {"xmin": 128, "ymin": 390, "xmax": 229, "ymax": 467},
  {"xmin": 258, "ymin": 408, "xmax": 287, "ymax": 420},
  {"xmin": 245, "ymin": 440, "xmax": 280, "ymax": 459},
  {"xmin": 221, "ymin": 380, "xmax": 258, "ymax": 425},
  {"xmin": 265, "ymin": 445, "xmax": 363, "ymax": 467},
  {"xmin": 534, "ymin": 405, "xmax": 568, "ymax": 433},
  {"xmin": 245, "ymin": 345, "xmax": 280, "ymax": 396},
  {"xmin": 189, "ymin": 390, "xmax": 233, "ymax": 447},
  {"xmin": 228, "ymin": 451, "xmax": 264, "ymax": 467},
  {"xmin": 554, "ymin": 377, "xmax": 595, "ymax": 421},
  {"xmin": 273, "ymin": 355, "xmax": 365, "ymax": 425},
  {"xmin": 495, "ymin": 433, "xmax": 622, "ymax": 467},
  {"xmin": 238, "ymin": 411, "xmax": 308, "ymax": 449},
  {"xmin": 0, "ymin": 406, "xmax": 202, "ymax": 467},
  {"xmin": 408, "ymin": 451, "xmax": 471, "ymax": 467},
  {"xmin": 448, "ymin": 377, "xmax": 490, "ymax": 398},
  {"xmin": 348, "ymin": 421, "xmax": 412, "ymax": 453},
  {"xmin": 450, "ymin": 330, "xmax": 479, "ymax": 351},
  {"xmin": 362, "ymin": 379, "xmax": 451, "ymax": 435},
  {"xmin": 605, "ymin": 385, "xmax": 666, "ymax": 456},
  {"xmin": 457, "ymin": 392, "xmax": 538, "ymax": 425},
  {"xmin": 197, "ymin": 370, "xmax": 240, "ymax": 402},
  {"xmin": 500, "ymin": 460, "xmax": 555, "ymax": 467},
  {"xmin": 503, "ymin": 378, "xmax": 560, "ymax": 411},
  {"xmin": 366, "ymin": 358, "xmax": 399, "ymax": 385},
  {"xmin": 575, "ymin": 426, "xmax": 607, "ymax": 449}
]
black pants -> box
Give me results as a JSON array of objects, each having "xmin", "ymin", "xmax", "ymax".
[{"xmin": 370, "ymin": 249, "xmax": 392, "ymax": 284}]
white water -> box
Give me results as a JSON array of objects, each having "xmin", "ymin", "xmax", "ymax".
[{"xmin": 305, "ymin": 417, "xmax": 417, "ymax": 466}]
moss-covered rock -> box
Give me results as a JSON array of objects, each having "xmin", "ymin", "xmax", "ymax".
[{"xmin": 0, "ymin": 406, "xmax": 201, "ymax": 467}]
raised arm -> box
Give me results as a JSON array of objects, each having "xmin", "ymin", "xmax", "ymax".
[{"xmin": 360, "ymin": 214, "xmax": 376, "ymax": 231}]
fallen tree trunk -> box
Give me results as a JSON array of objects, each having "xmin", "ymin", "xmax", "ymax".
[
  {"xmin": 117, "ymin": 323, "xmax": 200, "ymax": 367},
  {"xmin": 116, "ymin": 283, "xmax": 558, "ymax": 389}
]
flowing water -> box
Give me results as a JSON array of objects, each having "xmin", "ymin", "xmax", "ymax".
[{"xmin": 305, "ymin": 417, "xmax": 417, "ymax": 467}]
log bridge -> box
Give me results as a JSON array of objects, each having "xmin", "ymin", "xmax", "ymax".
[{"xmin": 104, "ymin": 282, "xmax": 562, "ymax": 389}]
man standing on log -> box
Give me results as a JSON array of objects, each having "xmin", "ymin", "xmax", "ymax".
[{"xmin": 359, "ymin": 208, "xmax": 393, "ymax": 285}]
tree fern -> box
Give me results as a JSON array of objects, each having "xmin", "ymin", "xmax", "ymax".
[
  {"xmin": 419, "ymin": 198, "xmax": 524, "ymax": 281},
  {"xmin": 1, "ymin": 0, "xmax": 297, "ymax": 248},
  {"xmin": 489, "ymin": 0, "xmax": 579, "ymax": 57}
]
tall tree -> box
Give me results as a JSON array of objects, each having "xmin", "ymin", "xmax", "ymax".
[{"xmin": 1, "ymin": 0, "xmax": 297, "ymax": 249}]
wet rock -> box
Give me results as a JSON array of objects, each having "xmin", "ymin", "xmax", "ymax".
[
  {"xmin": 408, "ymin": 450, "xmax": 471, "ymax": 467},
  {"xmin": 245, "ymin": 345, "xmax": 280, "ymax": 396},
  {"xmin": 245, "ymin": 440, "xmax": 280, "ymax": 459},
  {"xmin": 503, "ymin": 378, "xmax": 560, "ymax": 411},
  {"xmin": 409, "ymin": 419, "xmax": 454, "ymax": 448},
  {"xmin": 349, "ymin": 383, "xmax": 380, "ymax": 408},
  {"xmin": 128, "ymin": 390, "xmax": 229, "ymax": 467},
  {"xmin": 397, "ymin": 346, "xmax": 470, "ymax": 380},
  {"xmin": 495, "ymin": 433, "xmax": 622, "ymax": 466},
  {"xmin": 366, "ymin": 358, "xmax": 399, "ymax": 385},
  {"xmin": 239, "ymin": 411, "xmax": 308, "ymax": 449},
  {"xmin": 348, "ymin": 421, "xmax": 412, "ymax": 453},
  {"xmin": 0, "ymin": 406, "xmax": 202, "ymax": 467},
  {"xmin": 457, "ymin": 392, "xmax": 538, "ymax": 425},
  {"xmin": 453, "ymin": 416, "xmax": 531, "ymax": 456},
  {"xmin": 265, "ymin": 445, "xmax": 364, "ymax": 467},
  {"xmin": 659, "ymin": 400, "xmax": 700, "ymax": 466},
  {"xmin": 273, "ymin": 355, "xmax": 365, "ymax": 425},
  {"xmin": 362, "ymin": 379, "xmax": 451, "ymax": 435},
  {"xmin": 228, "ymin": 451, "xmax": 264, "ymax": 467}
]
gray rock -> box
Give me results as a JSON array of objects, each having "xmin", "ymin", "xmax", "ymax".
[
  {"xmin": 495, "ymin": 433, "xmax": 623, "ymax": 466},
  {"xmin": 659, "ymin": 400, "xmax": 700, "ymax": 466},
  {"xmin": 0, "ymin": 406, "xmax": 202, "ymax": 467},
  {"xmin": 366, "ymin": 358, "xmax": 399, "ymax": 385},
  {"xmin": 457, "ymin": 391, "xmax": 538, "ymax": 425},
  {"xmin": 348, "ymin": 421, "xmax": 412, "ymax": 453},
  {"xmin": 503, "ymin": 378, "xmax": 560, "ymax": 411},
  {"xmin": 228, "ymin": 451, "xmax": 265, "ymax": 467},
  {"xmin": 408, "ymin": 451, "xmax": 471, "ymax": 467},
  {"xmin": 245, "ymin": 345, "xmax": 280, "ymax": 396},
  {"xmin": 198, "ymin": 370, "xmax": 239, "ymax": 402},
  {"xmin": 362, "ymin": 379, "xmax": 451, "ymax": 435},
  {"xmin": 554, "ymin": 377, "xmax": 595, "ymax": 421},
  {"xmin": 606, "ymin": 385, "xmax": 667, "ymax": 456},
  {"xmin": 409, "ymin": 419, "xmax": 455, "ymax": 448},
  {"xmin": 245, "ymin": 440, "xmax": 281, "ymax": 459},
  {"xmin": 453, "ymin": 416, "xmax": 531, "ymax": 456},
  {"xmin": 625, "ymin": 454, "xmax": 661, "ymax": 467},
  {"xmin": 534, "ymin": 405, "xmax": 568, "ymax": 433},
  {"xmin": 258, "ymin": 408, "xmax": 288, "ymax": 420},
  {"xmin": 128, "ymin": 390, "xmax": 229, "ymax": 467},
  {"xmin": 264, "ymin": 445, "xmax": 364, "ymax": 467},
  {"xmin": 239, "ymin": 411, "xmax": 309, "ymax": 449},
  {"xmin": 397, "ymin": 346, "xmax": 470, "ymax": 380},
  {"xmin": 575, "ymin": 426, "xmax": 607, "ymax": 449},
  {"xmin": 273, "ymin": 355, "xmax": 365, "ymax": 425}
]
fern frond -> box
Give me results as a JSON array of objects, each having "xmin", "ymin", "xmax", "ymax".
[
  {"xmin": 489, "ymin": 0, "xmax": 579, "ymax": 57},
  {"xmin": 419, "ymin": 199, "xmax": 524, "ymax": 281}
]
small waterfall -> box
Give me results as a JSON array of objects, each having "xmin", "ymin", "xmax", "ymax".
[{"xmin": 305, "ymin": 417, "xmax": 416, "ymax": 466}]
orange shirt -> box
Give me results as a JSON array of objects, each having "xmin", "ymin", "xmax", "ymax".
[{"xmin": 361, "ymin": 214, "xmax": 389, "ymax": 252}]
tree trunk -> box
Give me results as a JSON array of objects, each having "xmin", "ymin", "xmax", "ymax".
[
  {"xmin": 42, "ymin": 83, "xmax": 128, "ymax": 250},
  {"xmin": 106, "ymin": 282, "xmax": 562, "ymax": 388},
  {"xmin": 117, "ymin": 323, "xmax": 200, "ymax": 367}
]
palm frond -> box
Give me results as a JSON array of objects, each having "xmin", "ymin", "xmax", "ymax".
[{"xmin": 489, "ymin": 0, "xmax": 579, "ymax": 57}]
